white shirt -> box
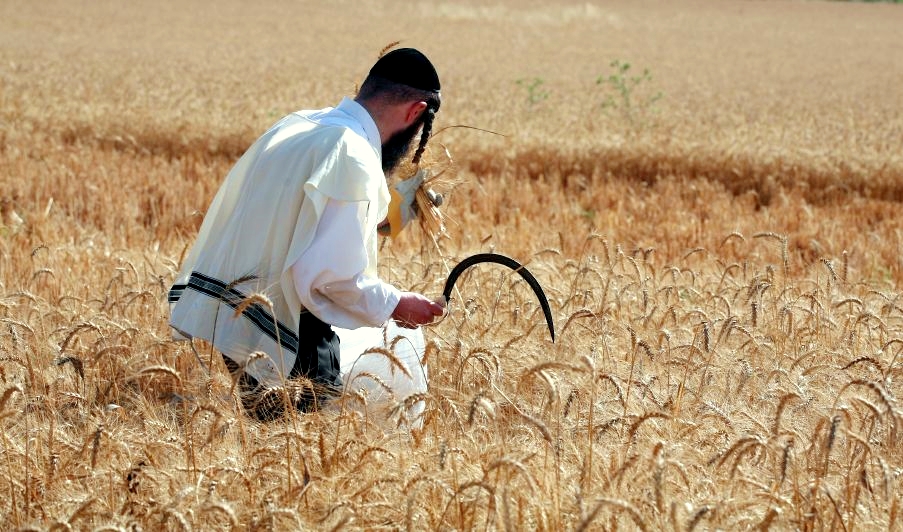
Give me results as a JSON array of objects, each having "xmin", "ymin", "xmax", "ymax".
[{"xmin": 290, "ymin": 98, "xmax": 401, "ymax": 328}]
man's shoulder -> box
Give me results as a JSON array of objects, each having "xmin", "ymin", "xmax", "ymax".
[
  {"xmin": 292, "ymin": 99, "xmax": 380, "ymax": 157},
  {"xmin": 307, "ymin": 123, "xmax": 378, "ymax": 163},
  {"xmin": 265, "ymin": 116, "xmax": 355, "ymax": 153},
  {"xmin": 261, "ymin": 113, "xmax": 380, "ymax": 175},
  {"xmin": 303, "ymin": 125, "xmax": 385, "ymax": 201},
  {"xmin": 334, "ymin": 126, "xmax": 379, "ymax": 163}
]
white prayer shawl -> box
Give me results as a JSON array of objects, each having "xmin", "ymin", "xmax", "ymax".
[{"xmin": 169, "ymin": 105, "xmax": 391, "ymax": 386}]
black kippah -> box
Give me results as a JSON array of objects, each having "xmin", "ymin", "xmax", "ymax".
[{"xmin": 369, "ymin": 48, "xmax": 441, "ymax": 93}]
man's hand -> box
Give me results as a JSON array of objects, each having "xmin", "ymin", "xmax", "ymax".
[
  {"xmin": 379, "ymin": 169, "xmax": 427, "ymax": 238},
  {"xmin": 391, "ymin": 292, "xmax": 446, "ymax": 328}
]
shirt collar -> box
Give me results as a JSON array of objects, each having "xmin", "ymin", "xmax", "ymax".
[{"xmin": 335, "ymin": 97, "xmax": 381, "ymax": 155}]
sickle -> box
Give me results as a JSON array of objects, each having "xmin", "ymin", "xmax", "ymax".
[{"xmin": 442, "ymin": 253, "xmax": 555, "ymax": 342}]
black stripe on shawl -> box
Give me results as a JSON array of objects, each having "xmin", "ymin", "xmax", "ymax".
[{"xmin": 168, "ymin": 271, "xmax": 299, "ymax": 355}]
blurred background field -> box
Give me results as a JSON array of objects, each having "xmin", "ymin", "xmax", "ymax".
[{"xmin": 1, "ymin": 0, "xmax": 903, "ymax": 529}]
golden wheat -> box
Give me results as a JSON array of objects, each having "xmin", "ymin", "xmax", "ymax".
[{"xmin": 2, "ymin": 0, "xmax": 903, "ymax": 529}]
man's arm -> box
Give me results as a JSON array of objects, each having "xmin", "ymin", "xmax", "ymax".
[{"xmin": 291, "ymin": 198, "xmax": 442, "ymax": 329}]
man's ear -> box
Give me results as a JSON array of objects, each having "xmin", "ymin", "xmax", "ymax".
[{"xmin": 404, "ymin": 101, "xmax": 428, "ymax": 126}]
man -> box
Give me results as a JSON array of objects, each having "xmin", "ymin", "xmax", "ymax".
[{"xmin": 168, "ymin": 48, "xmax": 446, "ymax": 420}]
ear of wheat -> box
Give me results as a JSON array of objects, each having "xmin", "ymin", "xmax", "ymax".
[{"xmin": 404, "ymin": 125, "xmax": 505, "ymax": 240}]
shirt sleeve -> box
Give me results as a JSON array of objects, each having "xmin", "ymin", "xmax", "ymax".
[{"xmin": 290, "ymin": 198, "xmax": 401, "ymax": 329}]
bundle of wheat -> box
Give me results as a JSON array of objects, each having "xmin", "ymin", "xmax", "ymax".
[{"xmin": 393, "ymin": 139, "xmax": 464, "ymax": 241}]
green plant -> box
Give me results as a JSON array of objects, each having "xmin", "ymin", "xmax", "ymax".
[
  {"xmin": 597, "ymin": 60, "xmax": 662, "ymax": 129},
  {"xmin": 516, "ymin": 77, "xmax": 550, "ymax": 106}
]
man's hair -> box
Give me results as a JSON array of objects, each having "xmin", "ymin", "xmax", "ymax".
[{"xmin": 357, "ymin": 75, "xmax": 441, "ymax": 165}]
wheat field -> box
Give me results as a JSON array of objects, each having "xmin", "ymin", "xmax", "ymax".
[{"xmin": 2, "ymin": 0, "xmax": 903, "ymax": 529}]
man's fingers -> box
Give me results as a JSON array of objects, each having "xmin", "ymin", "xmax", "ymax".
[{"xmin": 391, "ymin": 292, "xmax": 447, "ymax": 328}]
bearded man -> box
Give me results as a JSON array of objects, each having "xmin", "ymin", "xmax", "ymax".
[{"xmin": 168, "ymin": 48, "xmax": 446, "ymax": 420}]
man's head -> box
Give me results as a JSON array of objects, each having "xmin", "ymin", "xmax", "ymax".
[{"xmin": 356, "ymin": 48, "xmax": 441, "ymax": 174}]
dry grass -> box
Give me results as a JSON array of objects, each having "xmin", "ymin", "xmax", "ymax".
[{"xmin": 2, "ymin": 0, "xmax": 903, "ymax": 529}]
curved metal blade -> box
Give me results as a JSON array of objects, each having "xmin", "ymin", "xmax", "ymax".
[{"xmin": 443, "ymin": 253, "xmax": 555, "ymax": 342}]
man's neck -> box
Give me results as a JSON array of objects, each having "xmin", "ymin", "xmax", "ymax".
[{"xmin": 354, "ymin": 97, "xmax": 391, "ymax": 145}]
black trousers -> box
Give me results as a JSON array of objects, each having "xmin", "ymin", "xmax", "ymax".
[{"xmin": 223, "ymin": 312, "xmax": 342, "ymax": 421}]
